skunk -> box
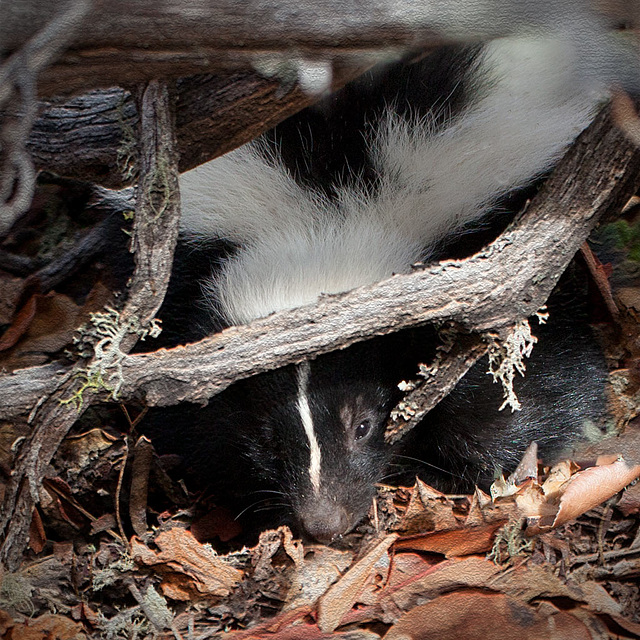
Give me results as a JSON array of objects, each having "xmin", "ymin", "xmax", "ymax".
[
  {"xmin": 146, "ymin": 294, "xmax": 609, "ymax": 541},
  {"xmin": 145, "ymin": 35, "xmax": 611, "ymax": 542}
]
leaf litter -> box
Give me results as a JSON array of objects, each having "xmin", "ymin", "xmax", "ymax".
[{"xmin": 1, "ymin": 180, "xmax": 640, "ymax": 639}]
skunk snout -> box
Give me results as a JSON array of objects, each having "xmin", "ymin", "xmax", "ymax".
[{"xmin": 298, "ymin": 496, "xmax": 352, "ymax": 543}]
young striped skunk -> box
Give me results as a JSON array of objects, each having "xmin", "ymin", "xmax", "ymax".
[{"xmin": 144, "ymin": 35, "xmax": 612, "ymax": 542}]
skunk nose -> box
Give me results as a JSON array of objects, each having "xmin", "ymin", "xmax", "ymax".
[{"xmin": 301, "ymin": 501, "xmax": 351, "ymax": 544}]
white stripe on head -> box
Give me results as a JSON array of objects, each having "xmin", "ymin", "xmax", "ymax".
[{"xmin": 297, "ymin": 361, "xmax": 322, "ymax": 493}]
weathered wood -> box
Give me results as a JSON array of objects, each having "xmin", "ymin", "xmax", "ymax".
[
  {"xmin": 385, "ymin": 332, "xmax": 488, "ymax": 444},
  {"xmin": 0, "ymin": 363, "xmax": 63, "ymax": 416},
  {"xmin": 0, "ymin": 0, "xmax": 91, "ymax": 235},
  {"xmin": 3, "ymin": 1, "xmax": 634, "ymax": 98},
  {"xmin": 0, "ymin": 1, "xmax": 470, "ymax": 96},
  {"xmin": 28, "ymin": 64, "xmax": 371, "ymax": 187},
  {"xmin": 0, "ymin": 80, "xmax": 182, "ymax": 571},
  {"xmin": 114, "ymin": 107, "xmax": 640, "ymax": 406}
]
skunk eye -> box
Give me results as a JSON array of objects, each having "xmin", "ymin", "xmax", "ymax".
[{"xmin": 354, "ymin": 419, "xmax": 372, "ymax": 441}]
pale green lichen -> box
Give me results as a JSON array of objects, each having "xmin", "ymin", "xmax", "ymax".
[
  {"xmin": 488, "ymin": 519, "xmax": 533, "ymax": 565},
  {"xmin": 0, "ymin": 571, "xmax": 35, "ymax": 615},
  {"xmin": 63, "ymin": 307, "xmax": 161, "ymax": 410},
  {"xmin": 95, "ymin": 608, "xmax": 148, "ymax": 640},
  {"xmin": 91, "ymin": 547, "xmax": 136, "ymax": 592},
  {"xmin": 60, "ymin": 369, "xmax": 113, "ymax": 412}
]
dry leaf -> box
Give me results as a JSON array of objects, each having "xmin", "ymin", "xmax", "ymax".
[
  {"xmin": 131, "ymin": 527, "xmax": 243, "ymax": 599},
  {"xmin": 317, "ymin": 534, "xmax": 397, "ymax": 633},
  {"xmin": 490, "ymin": 443, "xmax": 539, "ymax": 499},
  {"xmin": 252, "ymin": 526, "xmax": 299, "ymax": 582},
  {"xmin": 489, "ymin": 561, "xmax": 613, "ymax": 610},
  {"xmin": 395, "ymin": 520, "xmax": 506, "ymax": 557},
  {"xmin": 542, "ymin": 459, "xmax": 579, "ymax": 496},
  {"xmin": 3, "ymin": 613, "xmax": 86, "ymax": 640},
  {"xmin": 393, "ymin": 479, "xmax": 511, "ymax": 556},
  {"xmin": 28, "ymin": 508, "xmax": 46, "ymax": 554},
  {"xmin": 285, "ymin": 546, "xmax": 353, "ymax": 610},
  {"xmin": 0, "ymin": 295, "xmax": 37, "ymax": 351},
  {"xmin": 617, "ymin": 481, "xmax": 640, "ymax": 516},
  {"xmin": 527, "ymin": 457, "xmax": 640, "ymax": 535},
  {"xmin": 514, "ymin": 481, "xmax": 557, "ymax": 523},
  {"xmin": 0, "ymin": 272, "xmax": 24, "ymax": 325},
  {"xmin": 398, "ymin": 478, "xmax": 461, "ymax": 533},
  {"xmin": 606, "ymin": 613, "xmax": 640, "ymax": 637},
  {"xmin": 384, "ymin": 591, "xmax": 593, "ymax": 640},
  {"xmin": 0, "ymin": 283, "xmax": 112, "ymax": 369},
  {"xmin": 465, "ymin": 487, "xmax": 513, "ymax": 526},
  {"xmin": 224, "ymin": 616, "xmax": 380, "ymax": 640},
  {"xmin": 59, "ymin": 428, "xmax": 119, "ymax": 470},
  {"xmin": 509, "ymin": 441, "xmax": 539, "ymax": 484},
  {"xmin": 385, "ymin": 556, "xmax": 500, "ymax": 613}
]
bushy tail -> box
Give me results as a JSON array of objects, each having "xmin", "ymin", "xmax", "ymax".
[{"xmin": 179, "ymin": 35, "xmax": 605, "ymax": 326}]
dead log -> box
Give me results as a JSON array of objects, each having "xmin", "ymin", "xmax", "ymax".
[
  {"xmin": 3, "ymin": 1, "xmax": 637, "ymax": 97},
  {"xmin": 28, "ymin": 64, "xmax": 371, "ymax": 188}
]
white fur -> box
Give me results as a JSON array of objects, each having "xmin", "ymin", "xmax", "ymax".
[
  {"xmin": 180, "ymin": 35, "xmax": 605, "ymax": 326},
  {"xmin": 296, "ymin": 361, "xmax": 322, "ymax": 493}
]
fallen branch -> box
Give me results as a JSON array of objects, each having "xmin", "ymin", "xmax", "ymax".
[
  {"xmin": 114, "ymin": 105, "xmax": 640, "ymax": 407},
  {"xmin": 27, "ymin": 64, "xmax": 372, "ymax": 188},
  {"xmin": 0, "ymin": 80, "xmax": 180, "ymax": 570},
  {"xmin": 4, "ymin": 1, "xmax": 625, "ymax": 97},
  {"xmin": 385, "ymin": 332, "xmax": 488, "ymax": 444},
  {"xmin": 2, "ymin": 103, "xmax": 639, "ymax": 423}
]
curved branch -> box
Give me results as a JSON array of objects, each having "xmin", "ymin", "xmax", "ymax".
[
  {"xmin": 115, "ymin": 106, "xmax": 640, "ymax": 407},
  {"xmin": 3, "ymin": 2, "xmax": 633, "ymax": 98},
  {"xmin": 0, "ymin": 80, "xmax": 181, "ymax": 570},
  {"xmin": 2, "ymin": 104, "xmax": 639, "ymax": 421}
]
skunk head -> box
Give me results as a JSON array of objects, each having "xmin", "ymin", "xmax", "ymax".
[{"xmin": 244, "ymin": 347, "xmax": 400, "ymax": 543}]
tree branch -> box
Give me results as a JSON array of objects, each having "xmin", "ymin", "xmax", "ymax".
[
  {"xmin": 114, "ymin": 106, "xmax": 640, "ymax": 408},
  {"xmin": 385, "ymin": 331, "xmax": 488, "ymax": 444},
  {"xmin": 0, "ymin": 80, "xmax": 180, "ymax": 571},
  {"xmin": 27, "ymin": 63, "xmax": 372, "ymax": 188},
  {"xmin": 2, "ymin": 1, "xmax": 635, "ymax": 98},
  {"xmin": 2, "ymin": 104, "xmax": 639, "ymax": 423}
]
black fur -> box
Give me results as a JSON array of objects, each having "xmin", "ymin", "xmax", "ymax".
[
  {"xmin": 263, "ymin": 46, "xmax": 484, "ymax": 198},
  {"xmin": 142, "ymin": 44, "xmax": 610, "ymax": 542},
  {"xmin": 144, "ymin": 277, "xmax": 609, "ymax": 541},
  {"xmin": 401, "ymin": 318, "xmax": 609, "ymax": 493},
  {"xmin": 144, "ymin": 334, "xmax": 421, "ymax": 542}
]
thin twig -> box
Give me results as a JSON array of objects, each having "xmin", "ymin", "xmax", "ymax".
[
  {"xmin": 385, "ymin": 331, "xmax": 487, "ymax": 444},
  {"xmin": 0, "ymin": 0, "xmax": 91, "ymax": 235},
  {"xmin": 114, "ymin": 439, "xmax": 129, "ymax": 547},
  {"xmin": 42, "ymin": 477, "xmax": 123, "ymax": 543}
]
